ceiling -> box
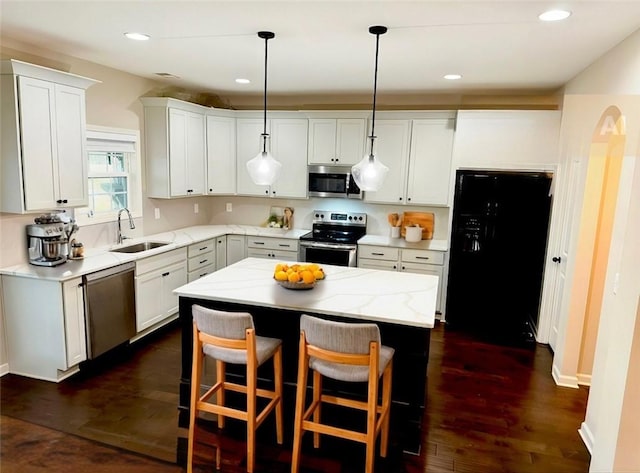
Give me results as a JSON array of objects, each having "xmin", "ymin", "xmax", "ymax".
[{"xmin": 2, "ymin": 1, "xmax": 640, "ymax": 99}]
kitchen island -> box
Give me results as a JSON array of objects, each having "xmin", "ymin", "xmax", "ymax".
[{"xmin": 174, "ymin": 257, "xmax": 438, "ymax": 461}]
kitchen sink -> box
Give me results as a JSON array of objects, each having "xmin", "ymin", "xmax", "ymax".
[{"xmin": 110, "ymin": 241, "xmax": 169, "ymax": 253}]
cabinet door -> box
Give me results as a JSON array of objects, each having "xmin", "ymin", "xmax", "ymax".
[
  {"xmin": 62, "ymin": 277, "xmax": 87, "ymax": 368},
  {"xmin": 207, "ymin": 115, "xmax": 236, "ymax": 194},
  {"xmin": 161, "ymin": 260, "xmax": 188, "ymax": 317},
  {"xmin": 308, "ymin": 119, "xmax": 337, "ymax": 164},
  {"xmin": 216, "ymin": 237, "xmax": 227, "ymax": 270},
  {"xmin": 336, "ymin": 119, "xmax": 366, "ymax": 165},
  {"xmin": 18, "ymin": 76, "xmax": 58, "ymax": 211},
  {"xmin": 136, "ymin": 270, "xmax": 165, "ymax": 331},
  {"xmin": 270, "ymin": 118, "xmax": 308, "ymax": 198},
  {"xmin": 226, "ymin": 234, "xmax": 246, "ymax": 266},
  {"xmin": 54, "ymin": 84, "xmax": 88, "ymax": 207},
  {"xmin": 358, "ymin": 259, "xmax": 398, "ymax": 271},
  {"xmin": 186, "ymin": 112, "xmax": 205, "ymax": 195},
  {"xmin": 169, "ymin": 108, "xmax": 188, "ymax": 196},
  {"xmin": 401, "ymin": 262, "xmax": 443, "ymax": 313},
  {"xmin": 364, "ymin": 120, "xmax": 411, "ymax": 204},
  {"xmin": 236, "ymin": 119, "xmax": 270, "ymax": 196},
  {"xmin": 407, "ymin": 119, "xmax": 455, "ymax": 206}
]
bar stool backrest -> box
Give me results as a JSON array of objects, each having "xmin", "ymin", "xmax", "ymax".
[{"xmin": 300, "ymin": 314, "xmax": 380, "ymax": 355}]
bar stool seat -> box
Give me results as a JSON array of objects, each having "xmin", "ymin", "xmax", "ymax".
[
  {"xmin": 187, "ymin": 304, "xmax": 283, "ymax": 473},
  {"xmin": 291, "ymin": 314, "xmax": 394, "ymax": 473}
]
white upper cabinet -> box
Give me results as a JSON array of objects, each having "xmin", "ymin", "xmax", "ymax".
[
  {"xmin": 1, "ymin": 60, "xmax": 97, "ymax": 214},
  {"xmin": 407, "ymin": 118, "xmax": 455, "ymax": 206},
  {"xmin": 206, "ymin": 113, "xmax": 236, "ymax": 195},
  {"xmin": 236, "ymin": 117, "xmax": 308, "ymax": 198},
  {"xmin": 363, "ymin": 119, "xmax": 411, "ymax": 204},
  {"xmin": 364, "ymin": 116, "xmax": 455, "ymax": 206},
  {"xmin": 308, "ymin": 118, "xmax": 366, "ymax": 165},
  {"xmin": 141, "ymin": 97, "xmax": 206, "ymax": 198}
]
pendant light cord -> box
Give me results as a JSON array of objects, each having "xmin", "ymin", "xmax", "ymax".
[
  {"xmin": 258, "ymin": 31, "xmax": 275, "ymax": 154},
  {"xmin": 368, "ymin": 26, "xmax": 387, "ymax": 158}
]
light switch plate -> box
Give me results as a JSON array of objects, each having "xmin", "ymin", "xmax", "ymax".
[
  {"xmin": 194, "ymin": 203, "xmax": 199, "ymax": 214},
  {"xmin": 226, "ymin": 203, "xmax": 232, "ymax": 212},
  {"xmin": 154, "ymin": 208, "xmax": 160, "ymax": 219}
]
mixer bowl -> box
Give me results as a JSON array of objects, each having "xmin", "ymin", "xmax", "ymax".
[{"xmin": 42, "ymin": 240, "xmax": 62, "ymax": 259}]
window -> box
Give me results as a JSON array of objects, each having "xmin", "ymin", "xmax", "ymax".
[{"xmin": 75, "ymin": 126, "xmax": 142, "ymax": 226}]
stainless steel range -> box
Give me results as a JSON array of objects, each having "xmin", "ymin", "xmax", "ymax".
[{"xmin": 299, "ymin": 210, "xmax": 366, "ymax": 267}]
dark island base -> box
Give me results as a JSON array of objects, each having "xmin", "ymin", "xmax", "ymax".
[{"xmin": 177, "ymin": 297, "xmax": 431, "ymax": 466}]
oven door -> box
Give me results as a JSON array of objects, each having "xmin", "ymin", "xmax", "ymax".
[{"xmin": 300, "ymin": 241, "xmax": 358, "ymax": 267}]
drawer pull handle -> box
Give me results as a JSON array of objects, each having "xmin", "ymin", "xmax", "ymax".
[
  {"xmin": 162, "ymin": 272, "xmax": 170, "ymax": 277},
  {"xmin": 415, "ymin": 256, "xmax": 430, "ymax": 260},
  {"xmin": 254, "ymin": 241, "xmax": 265, "ymax": 245},
  {"xmin": 372, "ymin": 252, "xmax": 385, "ymax": 256},
  {"xmin": 278, "ymin": 244, "xmax": 290, "ymax": 247},
  {"xmin": 199, "ymin": 247, "xmax": 208, "ymax": 251},
  {"xmin": 199, "ymin": 259, "xmax": 208, "ymax": 264}
]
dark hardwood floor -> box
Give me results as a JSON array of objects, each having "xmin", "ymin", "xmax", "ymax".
[{"xmin": 0, "ymin": 320, "xmax": 590, "ymax": 472}]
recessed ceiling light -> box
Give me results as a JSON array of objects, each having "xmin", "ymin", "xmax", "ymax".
[
  {"xmin": 124, "ymin": 32, "xmax": 151, "ymax": 41},
  {"xmin": 235, "ymin": 78, "xmax": 251, "ymax": 84},
  {"xmin": 444, "ymin": 74, "xmax": 462, "ymax": 80},
  {"xmin": 538, "ymin": 9, "xmax": 571, "ymax": 21}
]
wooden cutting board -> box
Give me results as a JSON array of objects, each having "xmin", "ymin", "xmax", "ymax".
[{"xmin": 401, "ymin": 212, "xmax": 434, "ymax": 240}]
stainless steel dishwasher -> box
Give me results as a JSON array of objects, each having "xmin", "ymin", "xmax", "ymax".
[{"xmin": 83, "ymin": 262, "xmax": 136, "ymax": 359}]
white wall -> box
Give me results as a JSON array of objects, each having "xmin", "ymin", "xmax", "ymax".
[{"xmin": 553, "ymin": 28, "xmax": 640, "ymax": 472}]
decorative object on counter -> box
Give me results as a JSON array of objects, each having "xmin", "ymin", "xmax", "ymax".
[
  {"xmin": 26, "ymin": 212, "xmax": 73, "ymax": 266},
  {"xmin": 246, "ymin": 31, "xmax": 282, "ymax": 186},
  {"xmin": 273, "ymin": 262, "xmax": 324, "ymax": 290},
  {"xmin": 388, "ymin": 212, "xmax": 402, "ymax": 238},
  {"xmin": 283, "ymin": 206, "xmax": 294, "ymax": 229},
  {"xmin": 265, "ymin": 206, "xmax": 286, "ymax": 228},
  {"xmin": 351, "ymin": 25, "xmax": 389, "ymax": 192},
  {"xmin": 401, "ymin": 211, "xmax": 434, "ymax": 240},
  {"xmin": 391, "ymin": 226, "xmax": 401, "ymax": 238},
  {"xmin": 405, "ymin": 225, "xmax": 423, "ymax": 243}
]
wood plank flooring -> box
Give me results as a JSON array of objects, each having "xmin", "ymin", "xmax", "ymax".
[{"xmin": 0, "ymin": 320, "xmax": 590, "ymax": 472}]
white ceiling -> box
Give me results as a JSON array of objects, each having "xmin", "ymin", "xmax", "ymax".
[{"xmin": 2, "ymin": 1, "xmax": 640, "ymax": 97}]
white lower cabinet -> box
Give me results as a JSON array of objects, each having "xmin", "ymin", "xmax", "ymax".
[
  {"xmin": 187, "ymin": 239, "xmax": 216, "ymax": 282},
  {"xmin": 135, "ymin": 248, "xmax": 187, "ymax": 332},
  {"xmin": 226, "ymin": 234, "xmax": 246, "ymax": 266},
  {"xmin": 215, "ymin": 236, "xmax": 227, "ymax": 270},
  {"xmin": 358, "ymin": 245, "xmax": 446, "ymax": 313},
  {"xmin": 246, "ymin": 236, "xmax": 299, "ymax": 261},
  {"xmin": 1, "ymin": 275, "xmax": 87, "ymax": 381}
]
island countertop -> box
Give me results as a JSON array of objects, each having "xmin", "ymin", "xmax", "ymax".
[{"xmin": 174, "ymin": 257, "xmax": 437, "ymax": 328}]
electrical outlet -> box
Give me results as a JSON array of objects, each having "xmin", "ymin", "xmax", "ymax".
[
  {"xmin": 194, "ymin": 203, "xmax": 199, "ymax": 214},
  {"xmin": 154, "ymin": 208, "xmax": 160, "ymax": 219},
  {"xmin": 226, "ymin": 202, "xmax": 232, "ymax": 212}
]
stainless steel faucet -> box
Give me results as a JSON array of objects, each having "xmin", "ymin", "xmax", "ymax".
[{"xmin": 117, "ymin": 208, "xmax": 136, "ymax": 244}]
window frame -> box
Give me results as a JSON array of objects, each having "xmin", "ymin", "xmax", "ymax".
[{"xmin": 75, "ymin": 125, "xmax": 142, "ymax": 227}]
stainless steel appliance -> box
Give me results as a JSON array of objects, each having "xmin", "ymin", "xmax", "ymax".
[
  {"xmin": 26, "ymin": 213, "xmax": 70, "ymax": 266},
  {"xmin": 299, "ymin": 210, "xmax": 366, "ymax": 267},
  {"xmin": 83, "ymin": 262, "xmax": 136, "ymax": 359},
  {"xmin": 307, "ymin": 165, "xmax": 363, "ymax": 199}
]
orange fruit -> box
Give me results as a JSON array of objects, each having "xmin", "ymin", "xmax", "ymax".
[
  {"xmin": 313, "ymin": 269, "xmax": 325, "ymax": 280},
  {"xmin": 300, "ymin": 270, "xmax": 315, "ymax": 284},
  {"xmin": 288, "ymin": 272, "xmax": 301, "ymax": 283},
  {"xmin": 274, "ymin": 270, "xmax": 288, "ymax": 281}
]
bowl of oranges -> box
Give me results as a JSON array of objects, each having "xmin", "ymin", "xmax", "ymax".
[{"xmin": 273, "ymin": 262, "xmax": 325, "ymax": 290}]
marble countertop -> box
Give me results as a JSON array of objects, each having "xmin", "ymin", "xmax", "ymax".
[
  {"xmin": 0, "ymin": 225, "xmax": 309, "ymax": 282},
  {"xmin": 174, "ymin": 257, "xmax": 437, "ymax": 328}
]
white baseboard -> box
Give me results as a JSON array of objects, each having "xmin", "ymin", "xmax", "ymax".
[
  {"xmin": 577, "ymin": 373, "xmax": 592, "ymax": 386},
  {"xmin": 0, "ymin": 362, "xmax": 9, "ymax": 377},
  {"xmin": 552, "ymin": 362, "xmax": 580, "ymax": 388},
  {"xmin": 579, "ymin": 422, "xmax": 595, "ymax": 454}
]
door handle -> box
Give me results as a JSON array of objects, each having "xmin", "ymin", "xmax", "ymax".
[{"xmin": 552, "ymin": 256, "xmax": 562, "ymax": 263}]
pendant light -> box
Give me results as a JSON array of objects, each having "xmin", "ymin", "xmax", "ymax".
[
  {"xmin": 246, "ymin": 31, "xmax": 282, "ymax": 186},
  {"xmin": 351, "ymin": 25, "xmax": 389, "ymax": 192}
]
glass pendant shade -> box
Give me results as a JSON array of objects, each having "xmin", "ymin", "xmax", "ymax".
[
  {"xmin": 352, "ymin": 153, "xmax": 389, "ymax": 191},
  {"xmin": 246, "ymin": 149, "xmax": 282, "ymax": 186}
]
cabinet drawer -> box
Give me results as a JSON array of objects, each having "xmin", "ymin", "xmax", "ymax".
[
  {"xmin": 247, "ymin": 248, "xmax": 298, "ymax": 261},
  {"xmin": 188, "ymin": 253, "xmax": 215, "ymax": 272},
  {"xmin": 358, "ymin": 259, "xmax": 397, "ymax": 271},
  {"xmin": 188, "ymin": 239, "xmax": 215, "ymax": 258},
  {"xmin": 358, "ymin": 245, "xmax": 399, "ymax": 261},
  {"xmin": 136, "ymin": 247, "xmax": 187, "ymax": 275},
  {"xmin": 401, "ymin": 249, "xmax": 444, "ymax": 265},
  {"xmin": 188, "ymin": 263, "xmax": 216, "ymax": 282},
  {"xmin": 246, "ymin": 236, "xmax": 298, "ymax": 252}
]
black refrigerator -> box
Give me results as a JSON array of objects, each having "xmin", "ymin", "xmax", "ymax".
[{"xmin": 445, "ymin": 170, "xmax": 553, "ymax": 346}]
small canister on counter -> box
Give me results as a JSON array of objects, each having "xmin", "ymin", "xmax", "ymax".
[{"xmin": 70, "ymin": 240, "xmax": 84, "ymax": 259}]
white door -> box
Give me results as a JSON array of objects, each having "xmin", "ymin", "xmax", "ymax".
[
  {"xmin": 307, "ymin": 119, "xmax": 337, "ymax": 164},
  {"xmin": 186, "ymin": 112, "xmax": 205, "ymax": 195},
  {"xmin": 270, "ymin": 118, "xmax": 308, "ymax": 198},
  {"xmin": 161, "ymin": 261, "xmax": 187, "ymax": 317},
  {"xmin": 169, "ymin": 108, "xmax": 188, "ymax": 196},
  {"xmin": 336, "ymin": 119, "xmax": 366, "ymax": 165},
  {"xmin": 62, "ymin": 277, "xmax": 87, "ymax": 368},
  {"xmin": 236, "ymin": 118, "xmax": 270, "ymax": 196},
  {"xmin": 206, "ymin": 115, "xmax": 236, "ymax": 194}
]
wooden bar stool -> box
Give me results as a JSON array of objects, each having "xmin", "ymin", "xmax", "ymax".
[
  {"xmin": 187, "ymin": 305, "xmax": 284, "ymax": 473},
  {"xmin": 291, "ymin": 314, "xmax": 394, "ymax": 473}
]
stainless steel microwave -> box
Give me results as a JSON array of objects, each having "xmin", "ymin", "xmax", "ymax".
[{"xmin": 307, "ymin": 165, "xmax": 363, "ymax": 199}]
